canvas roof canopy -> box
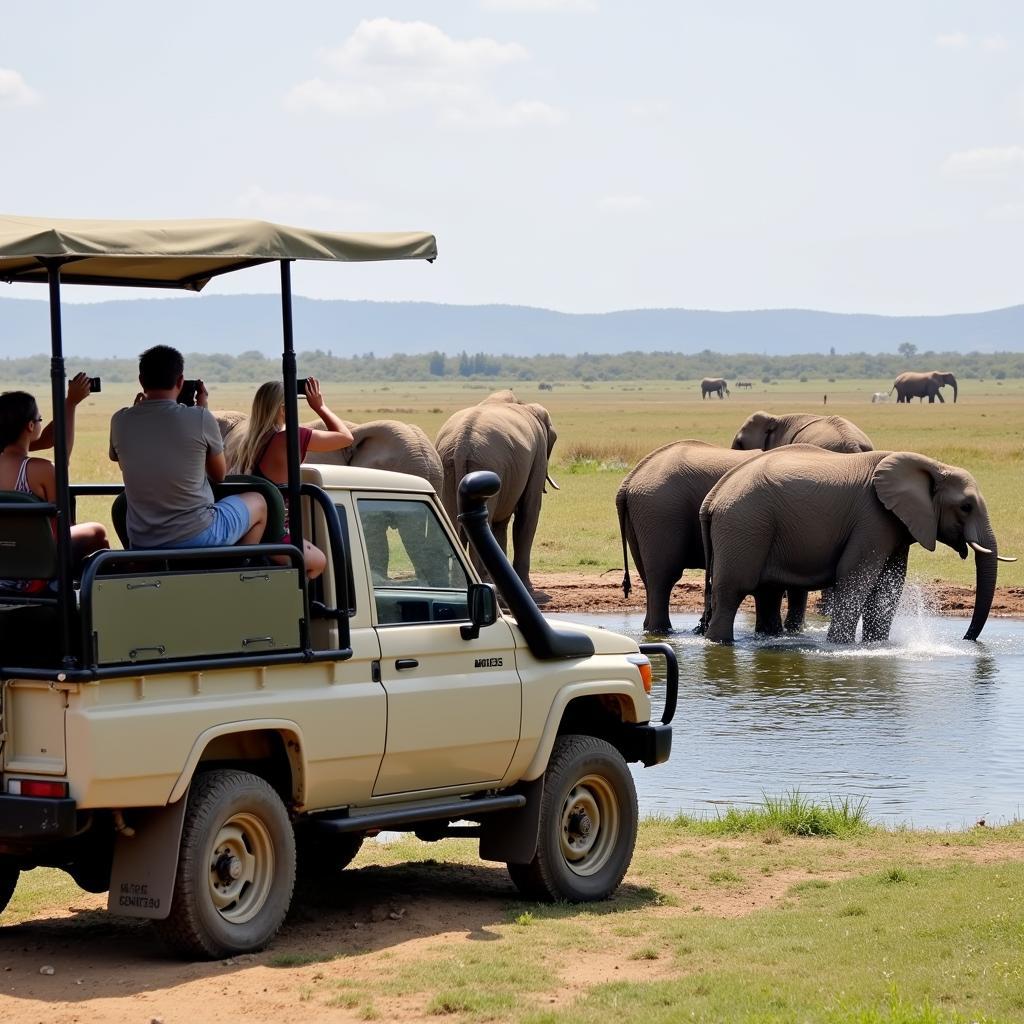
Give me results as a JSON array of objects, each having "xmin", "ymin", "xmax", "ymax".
[{"xmin": 0, "ymin": 215, "xmax": 438, "ymax": 290}]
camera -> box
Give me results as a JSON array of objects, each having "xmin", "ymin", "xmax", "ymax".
[
  {"xmin": 87, "ymin": 376, "xmax": 102, "ymax": 393},
  {"xmin": 297, "ymin": 378, "xmax": 310, "ymax": 397},
  {"xmin": 177, "ymin": 379, "xmax": 199, "ymax": 407}
]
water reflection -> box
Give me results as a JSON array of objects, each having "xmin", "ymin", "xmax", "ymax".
[{"xmin": 577, "ymin": 610, "xmax": 1024, "ymax": 829}]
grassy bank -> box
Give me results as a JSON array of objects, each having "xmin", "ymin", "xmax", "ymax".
[
  {"xmin": 23, "ymin": 376, "xmax": 1024, "ymax": 589},
  {"xmin": 5, "ymin": 800, "xmax": 1024, "ymax": 1022}
]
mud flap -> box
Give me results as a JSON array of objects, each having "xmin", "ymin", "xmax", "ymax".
[
  {"xmin": 478, "ymin": 777, "xmax": 544, "ymax": 864},
  {"xmin": 106, "ymin": 798, "xmax": 188, "ymax": 920}
]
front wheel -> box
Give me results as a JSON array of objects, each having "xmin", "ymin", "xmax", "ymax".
[
  {"xmin": 0, "ymin": 859, "xmax": 19, "ymax": 917},
  {"xmin": 507, "ymin": 734, "xmax": 637, "ymax": 902},
  {"xmin": 154, "ymin": 770, "xmax": 295, "ymax": 959}
]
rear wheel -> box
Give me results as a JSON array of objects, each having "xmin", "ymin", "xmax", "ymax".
[
  {"xmin": 0, "ymin": 859, "xmax": 19, "ymax": 916},
  {"xmin": 154, "ymin": 770, "xmax": 295, "ymax": 959},
  {"xmin": 507, "ymin": 734, "xmax": 637, "ymax": 902}
]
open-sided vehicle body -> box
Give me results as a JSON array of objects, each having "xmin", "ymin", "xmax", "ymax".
[{"xmin": 0, "ymin": 216, "xmax": 677, "ymax": 957}]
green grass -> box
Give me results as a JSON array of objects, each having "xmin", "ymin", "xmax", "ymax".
[
  {"xmin": 23, "ymin": 375, "xmax": 1024, "ymax": 589},
  {"xmin": 662, "ymin": 791, "xmax": 871, "ymax": 838}
]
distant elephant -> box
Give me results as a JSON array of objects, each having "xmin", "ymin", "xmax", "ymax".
[
  {"xmin": 436, "ymin": 393, "xmax": 557, "ymax": 596},
  {"xmin": 699, "ymin": 444, "xmax": 1013, "ymax": 645},
  {"xmin": 701, "ymin": 378, "xmax": 730, "ymax": 400},
  {"xmin": 871, "ymin": 393, "xmax": 889, "ymax": 403},
  {"xmin": 889, "ymin": 371, "xmax": 958, "ymax": 404},
  {"xmin": 616, "ymin": 440, "xmax": 808, "ymax": 633},
  {"xmin": 731, "ymin": 411, "xmax": 873, "ymax": 453}
]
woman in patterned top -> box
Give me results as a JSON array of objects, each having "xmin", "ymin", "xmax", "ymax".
[{"xmin": 0, "ymin": 390, "xmax": 108, "ymax": 591}]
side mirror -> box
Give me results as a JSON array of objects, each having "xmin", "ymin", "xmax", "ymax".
[{"xmin": 461, "ymin": 582, "xmax": 498, "ymax": 641}]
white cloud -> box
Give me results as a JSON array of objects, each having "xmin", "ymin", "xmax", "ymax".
[
  {"xmin": 324, "ymin": 18, "xmax": 526, "ymax": 75},
  {"xmin": 0, "ymin": 68, "xmax": 39, "ymax": 107},
  {"xmin": 598, "ymin": 195, "xmax": 651, "ymax": 212},
  {"xmin": 287, "ymin": 18, "xmax": 563, "ymax": 128},
  {"xmin": 621, "ymin": 99, "xmax": 670, "ymax": 120},
  {"xmin": 935, "ymin": 31, "xmax": 969, "ymax": 49},
  {"xmin": 983, "ymin": 34, "xmax": 1011, "ymax": 52},
  {"xmin": 943, "ymin": 145, "xmax": 1024, "ymax": 179},
  {"xmin": 986, "ymin": 201, "xmax": 1024, "ymax": 222},
  {"xmin": 236, "ymin": 185, "xmax": 372, "ymax": 224},
  {"xmin": 481, "ymin": 0, "xmax": 597, "ymax": 11}
]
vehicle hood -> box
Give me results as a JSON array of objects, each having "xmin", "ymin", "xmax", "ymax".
[{"xmin": 507, "ymin": 617, "xmax": 639, "ymax": 657}]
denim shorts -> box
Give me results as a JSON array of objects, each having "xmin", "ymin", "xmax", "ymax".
[{"xmin": 167, "ymin": 495, "xmax": 251, "ymax": 549}]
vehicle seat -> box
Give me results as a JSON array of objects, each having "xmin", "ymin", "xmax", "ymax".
[
  {"xmin": 110, "ymin": 475, "xmax": 287, "ymax": 550},
  {"xmin": 0, "ymin": 490, "xmax": 58, "ymax": 602}
]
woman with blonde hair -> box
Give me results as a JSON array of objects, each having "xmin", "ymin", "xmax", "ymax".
[{"xmin": 230, "ymin": 378, "xmax": 353, "ymax": 579}]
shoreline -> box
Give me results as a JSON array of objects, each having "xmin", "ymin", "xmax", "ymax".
[{"xmin": 532, "ymin": 572, "xmax": 1024, "ymax": 620}]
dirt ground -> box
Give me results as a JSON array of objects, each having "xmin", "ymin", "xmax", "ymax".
[
  {"xmin": 3, "ymin": 837, "xmax": 1023, "ymax": 1024},
  {"xmin": 531, "ymin": 571, "xmax": 1024, "ymax": 620}
]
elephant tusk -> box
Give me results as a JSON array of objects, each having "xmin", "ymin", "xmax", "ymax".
[
  {"xmin": 997, "ymin": 554, "xmax": 1018, "ymax": 562},
  {"xmin": 967, "ymin": 540, "xmax": 993, "ymax": 555},
  {"xmin": 546, "ymin": 473, "xmax": 560, "ymax": 491}
]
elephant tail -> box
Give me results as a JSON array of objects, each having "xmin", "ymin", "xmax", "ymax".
[
  {"xmin": 615, "ymin": 488, "xmax": 633, "ymax": 600},
  {"xmin": 699, "ymin": 506, "xmax": 714, "ymax": 631}
]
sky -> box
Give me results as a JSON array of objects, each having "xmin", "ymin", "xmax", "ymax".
[{"xmin": 1, "ymin": 1, "xmax": 1023, "ymax": 316}]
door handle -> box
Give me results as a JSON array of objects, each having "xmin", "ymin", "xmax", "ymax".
[{"xmin": 395, "ymin": 659, "xmax": 419, "ymax": 671}]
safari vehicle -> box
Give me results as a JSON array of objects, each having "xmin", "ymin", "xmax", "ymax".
[{"xmin": 0, "ymin": 216, "xmax": 677, "ymax": 958}]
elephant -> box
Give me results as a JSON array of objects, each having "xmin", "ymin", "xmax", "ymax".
[
  {"xmin": 701, "ymin": 378, "xmax": 730, "ymax": 400},
  {"xmin": 215, "ymin": 412, "xmax": 443, "ymax": 581},
  {"xmin": 616, "ymin": 440, "xmax": 809, "ymax": 633},
  {"xmin": 215, "ymin": 412, "xmax": 442, "ymax": 491},
  {"xmin": 435, "ymin": 393, "xmax": 557, "ymax": 597},
  {"xmin": 699, "ymin": 444, "xmax": 1014, "ymax": 645},
  {"xmin": 731, "ymin": 411, "xmax": 873, "ymax": 453},
  {"xmin": 889, "ymin": 371, "xmax": 958, "ymax": 404}
]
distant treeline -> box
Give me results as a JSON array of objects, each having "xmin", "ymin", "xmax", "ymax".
[{"xmin": 2, "ymin": 349, "xmax": 1023, "ymax": 384}]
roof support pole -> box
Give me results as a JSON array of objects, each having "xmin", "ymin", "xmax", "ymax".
[
  {"xmin": 279, "ymin": 260, "xmax": 304, "ymax": 560},
  {"xmin": 44, "ymin": 260, "xmax": 77, "ymax": 667}
]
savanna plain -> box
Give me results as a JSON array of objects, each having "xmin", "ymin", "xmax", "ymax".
[{"xmin": 4, "ymin": 375, "xmax": 1024, "ymax": 1023}]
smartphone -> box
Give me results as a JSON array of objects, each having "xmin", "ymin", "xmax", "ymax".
[
  {"xmin": 297, "ymin": 377, "xmax": 310, "ymax": 397},
  {"xmin": 87, "ymin": 376, "xmax": 102, "ymax": 393},
  {"xmin": 177, "ymin": 379, "xmax": 199, "ymax": 407}
]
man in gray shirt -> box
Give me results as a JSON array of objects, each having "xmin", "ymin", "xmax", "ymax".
[{"xmin": 110, "ymin": 346, "xmax": 266, "ymax": 549}]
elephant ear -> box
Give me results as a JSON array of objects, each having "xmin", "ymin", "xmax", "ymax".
[{"xmin": 872, "ymin": 453, "xmax": 939, "ymax": 551}]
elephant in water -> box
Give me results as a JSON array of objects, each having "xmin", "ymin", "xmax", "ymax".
[
  {"xmin": 617, "ymin": 440, "xmax": 808, "ymax": 633},
  {"xmin": 889, "ymin": 371, "xmax": 958, "ymax": 404},
  {"xmin": 436, "ymin": 392, "xmax": 557, "ymax": 598},
  {"xmin": 700, "ymin": 377, "xmax": 730, "ymax": 400},
  {"xmin": 699, "ymin": 444, "xmax": 1014, "ymax": 645},
  {"xmin": 731, "ymin": 411, "xmax": 873, "ymax": 453}
]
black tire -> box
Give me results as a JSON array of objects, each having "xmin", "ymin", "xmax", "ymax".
[
  {"xmin": 154, "ymin": 770, "xmax": 295, "ymax": 959},
  {"xmin": 507, "ymin": 734, "xmax": 637, "ymax": 902},
  {"xmin": 295, "ymin": 829, "xmax": 365, "ymax": 878},
  {"xmin": 0, "ymin": 859, "xmax": 19, "ymax": 917}
]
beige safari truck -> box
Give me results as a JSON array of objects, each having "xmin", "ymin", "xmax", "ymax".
[{"xmin": 0, "ymin": 215, "xmax": 677, "ymax": 959}]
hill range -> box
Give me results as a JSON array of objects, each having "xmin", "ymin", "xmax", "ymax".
[{"xmin": 1, "ymin": 295, "xmax": 1022, "ymax": 357}]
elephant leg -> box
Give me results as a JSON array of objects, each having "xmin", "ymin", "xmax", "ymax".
[
  {"xmin": 705, "ymin": 583, "xmax": 745, "ymax": 644},
  {"xmin": 861, "ymin": 547, "xmax": 909, "ymax": 643},
  {"xmin": 643, "ymin": 569, "xmax": 680, "ymax": 633},
  {"xmin": 815, "ymin": 587, "xmax": 834, "ymax": 616},
  {"xmin": 935, "ymin": 391, "xmax": 944, "ymax": 403},
  {"xmin": 753, "ymin": 587, "xmax": 785, "ymax": 636},
  {"xmin": 511, "ymin": 488, "xmax": 543, "ymax": 596},
  {"xmin": 783, "ymin": 588, "xmax": 809, "ymax": 632},
  {"xmin": 828, "ymin": 550, "xmax": 887, "ymax": 644}
]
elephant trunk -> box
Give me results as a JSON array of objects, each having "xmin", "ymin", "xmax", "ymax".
[
  {"xmin": 963, "ymin": 512, "xmax": 997, "ymax": 642},
  {"xmin": 951, "ymin": 378, "xmax": 958, "ymax": 403}
]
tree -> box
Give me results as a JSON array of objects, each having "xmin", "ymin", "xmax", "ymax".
[{"xmin": 897, "ymin": 342, "xmax": 918, "ymax": 359}]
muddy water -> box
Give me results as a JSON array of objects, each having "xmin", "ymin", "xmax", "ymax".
[{"xmin": 574, "ymin": 605, "xmax": 1024, "ymax": 829}]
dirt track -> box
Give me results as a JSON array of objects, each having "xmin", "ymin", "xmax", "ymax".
[{"xmin": 531, "ymin": 571, "xmax": 1024, "ymax": 620}]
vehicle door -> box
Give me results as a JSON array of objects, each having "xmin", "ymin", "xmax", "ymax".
[{"xmin": 354, "ymin": 494, "xmax": 521, "ymax": 796}]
